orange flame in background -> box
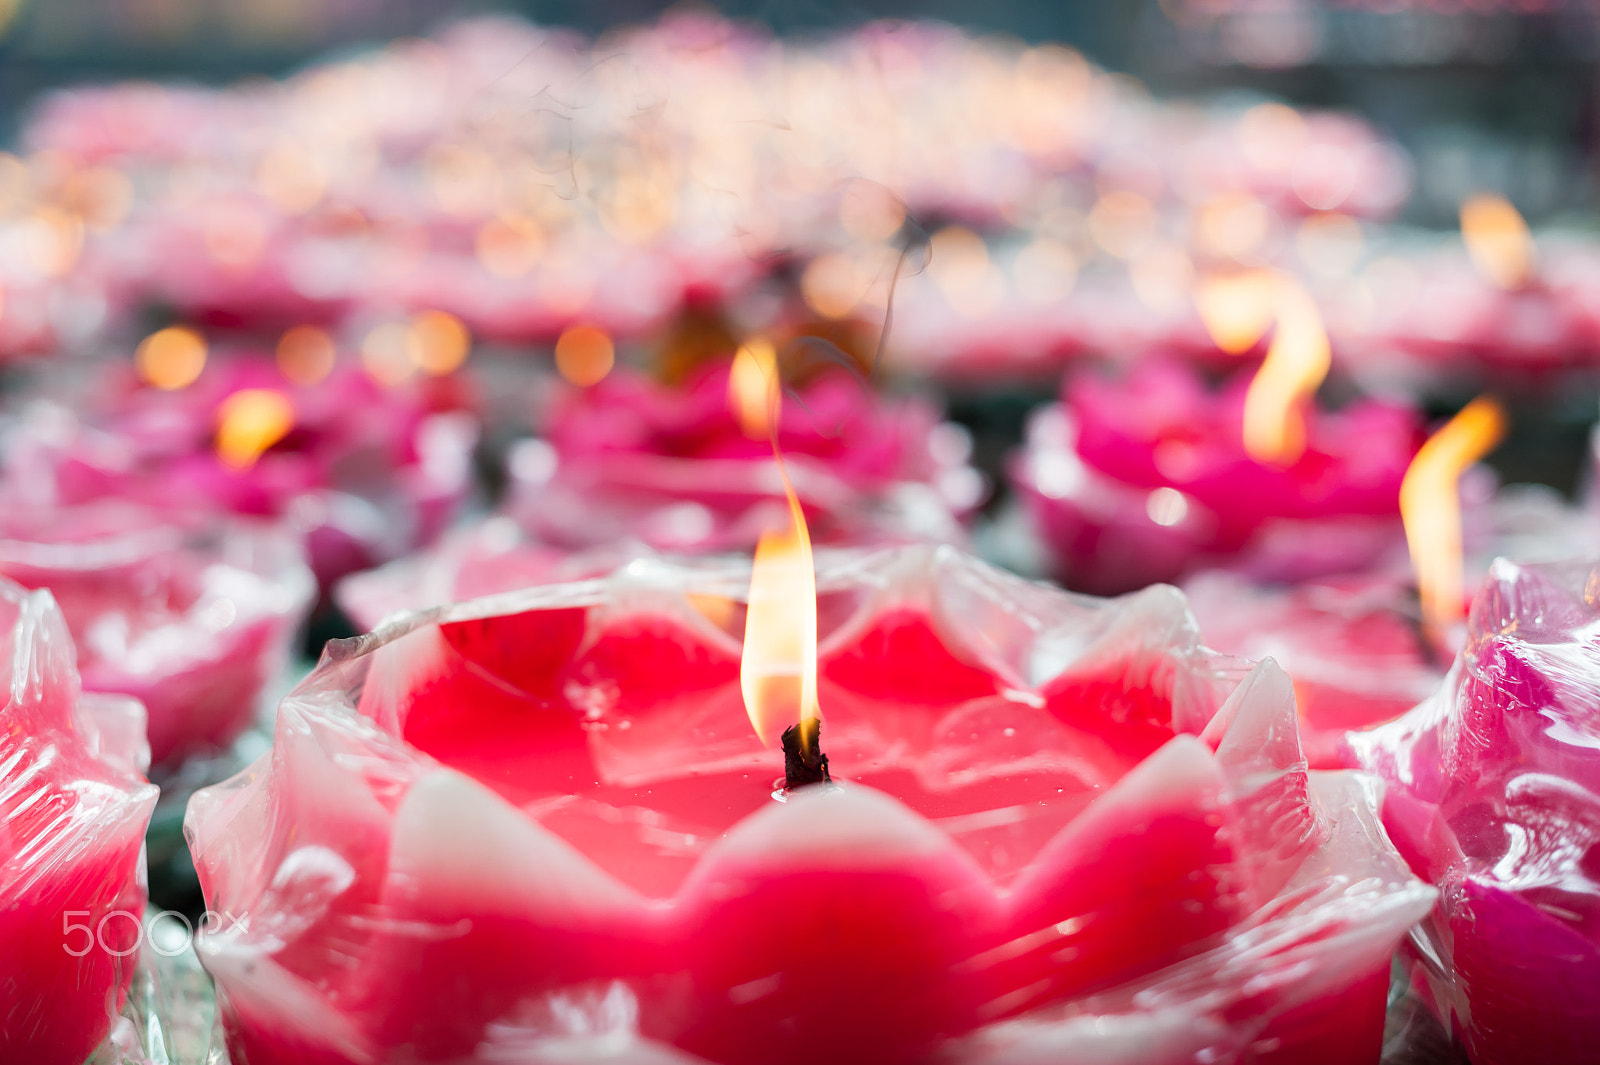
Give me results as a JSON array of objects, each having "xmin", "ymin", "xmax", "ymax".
[
  {"xmin": 409, "ymin": 310, "xmax": 472, "ymax": 376},
  {"xmin": 554, "ymin": 324, "xmax": 615, "ymax": 387},
  {"xmin": 276, "ymin": 325, "xmax": 337, "ymax": 386},
  {"xmin": 729, "ymin": 338, "xmax": 778, "ymax": 439},
  {"xmin": 1195, "ymin": 270, "xmax": 1279, "ymax": 355},
  {"xmin": 1400, "ymin": 396, "xmax": 1507, "ymax": 636},
  {"xmin": 732, "ymin": 343, "xmax": 820, "ymax": 747},
  {"xmin": 216, "ymin": 388, "xmax": 296, "ymax": 470},
  {"xmin": 136, "ymin": 326, "xmax": 208, "ymax": 390},
  {"xmin": 1240, "ymin": 277, "xmax": 1331, "ymax": 466},
  {"xmin": 1460, "ymin": 194, "xmax": 1535, "ymax": 291}
]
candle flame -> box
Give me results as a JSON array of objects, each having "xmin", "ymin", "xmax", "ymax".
[
  {"xmin": 136, "ymin": 326, "xmax": 208, "ymax": 390},
  {"xmin": 409, "ymin": 310, "xmax": 471, "ymax": 376},
  {"xmin": 1241, "ymin": 278, "xmax": 1330, "ymax": 466},
  {"xmin": 735, "ymin": 347, "xmax": 820, "ymax": 747},
  {"xmin": 1196, "ymin": 270, "xmax": 1279, "ymax": 355},
  {"xmin": 216, "ymin": 388, "xmax": 296, "ymax": 470},
  {"xmin": 729, "ymin": 338, "xmax": 778, "ymax": 439},
  {"xmin": 276, "ymin": 324, "xmax": 336, "ymax": 386},
  {"xmin": 554, "ymin": 324, "xmax": 615, "ymax": 387},
  {"xmin": 1400, "ymin": 396, "xmax": 1507, "ymax": 635},
  {"xmin": 1460, "ymin": 194, "xmax": 1535, "ymax": 291}
]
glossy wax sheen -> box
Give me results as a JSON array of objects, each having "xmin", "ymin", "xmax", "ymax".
[
  {"xmin": 187, "ymin": 546, "xmax": 1434, "ymax": 1065},
  {"xmin": 1352, "ymin": 558, "xmax": 1600, "ymax": 1065},
  {"xmin": 0, "ymin": 579, "xmax": 158, "ymax": 1064}
]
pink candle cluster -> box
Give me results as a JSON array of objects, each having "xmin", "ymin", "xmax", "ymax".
[
  {"xmin": 1012, "ymin": 360, "xmax": 1420, "ymax": 594},
  {"xmin": 1333, "ymin": 237, "xmax": 1600, "ymax": 390},
  {"xmin": 1350, "ymin": 558, "xmax": 1600, "ymax": 1064},
  {"xmin": 2, "ymin": 13, "xmax": 1411, "ymax": 365},
  {"xmin": 8, "ymin": 356, "xmax": 477, "ymax": 591},
  {"xmin": 0, "ymin": 576, "xmax": 157, "ymax": 1064},
  {"xmin": 189, "ymin": 544, "xmax": 1431, "ymax": 1065}
]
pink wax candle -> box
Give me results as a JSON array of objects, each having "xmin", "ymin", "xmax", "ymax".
[
  {"xmin": 506, "ymin": 357, "xmax": 983, "ymax": 553},
  {"xmin": 188, "ymin": 544, "xmax": 1432, "ymax": 1065},
  {"xmin": 1012, "ymin": 359, "xmax": 1420, "ymax": 595},
  {"xmin": 1184, "ymin": 474, "xmax": 1600, "ymax": 774},
  {"xmin": 1350, "ymin": 558, "xmax": 1600, "ymax": 1065},
  {"xmin": 0, "ymin": 500, "xmax": 314, "ymax": 769},
  {"xmin": 0, "ymin": 576, "xmax": 157, "ymax": 1064}
]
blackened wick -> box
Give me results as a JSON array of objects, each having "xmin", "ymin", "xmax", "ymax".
[{"xmin": 781, "ymin": 717, "xmax": 831, "ymax": 788}]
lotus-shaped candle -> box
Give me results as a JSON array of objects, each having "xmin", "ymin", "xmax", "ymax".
[
  {"xmin": 189, "ymin": 544, "xmax": 1430, "ymax": 1065},
  {"xmin": 507, "ymin": 359, "xmax": 982, "ymax": 553},
  {"xmin": 1012, "ymin": 361, "xmax": 1420, "ymax": 595},
  {"xmin": 0, "ymin": 576, "xmax": 158, "ymax": 1064},
  {"xmin": 0, "ymin": 501, "xmax": 314, "ymax": 769},
  {"xmin": 1351, "ymin": 558, "xmax": 1600, "ymax": 1065}
]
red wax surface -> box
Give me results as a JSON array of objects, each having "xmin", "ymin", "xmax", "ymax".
[
  {"xmin": 0, "ymin": 579, "xmax": 157, "ymax": 1064},
  {"xmin": 188, "ymin": 546, "xmax": 1434, "ymax": 1065},
  {"xmin": 1352, "ymin": 558, "xmax": 1600, "ymax": 1065}
]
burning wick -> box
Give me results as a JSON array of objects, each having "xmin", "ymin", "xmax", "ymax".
[
  {"xmin": 733, "ymin": 338, "xmax": 831, "ymax": 788},
  {"xmin": 781, "ymin": 717, "xmax": 831, "ymax": 788}
]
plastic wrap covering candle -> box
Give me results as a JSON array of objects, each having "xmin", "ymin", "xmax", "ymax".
[
  {"xmin": 187, "ymin": 543, "xmax": 1432, "ymax": 1065},
  {"xmin": 1012, "ymin": 360, "xmax": 1420, "ymax": 595},
  {"xmin": 1349, "ymin": 559, "xmax": 1600, "ymax": 1065},
  {"xmin": 0, "ymin": 501, "xmax": 315, "ymax": 770},
  {"xmin": 0, "ymin": 577, "xmax": 158, "ymax": 1063},
  {"xmin": 1185, "ymin": 571, "xmax": 1441, "ymax": 770},
  {"xmin": 505, "ymin": 360, "xmax": 984, "ymax": 554}
]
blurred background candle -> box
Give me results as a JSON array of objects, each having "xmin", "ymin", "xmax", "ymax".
[
  {"xmin": 6, "ymin": 332, "xmax": 479, "ymax": 596},
  {"xmin": 1010, "ymin": 350, "xmax": 1421, "ymax": 595}
]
